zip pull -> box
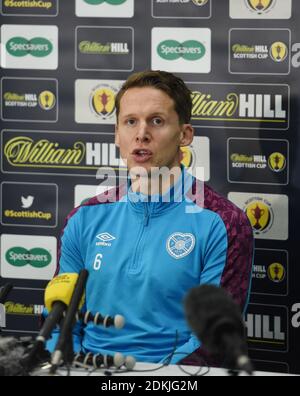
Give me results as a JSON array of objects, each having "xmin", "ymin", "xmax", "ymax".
[{"xmin": 144, "ymin": 203, "xmax": 150, "ymax": 226}]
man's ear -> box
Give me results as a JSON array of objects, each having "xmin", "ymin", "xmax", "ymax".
[
  {"xmin": 115, "ymin": 124, "xmax": 120, "ymax": 147},
  {"xmin": 179, "ymin": 124, "xmax": 194, "ymax": 147}
]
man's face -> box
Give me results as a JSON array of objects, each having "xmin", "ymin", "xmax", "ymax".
[{"xmin": 115, "ymin": 87, "xmax": 193, "ymax": 174}]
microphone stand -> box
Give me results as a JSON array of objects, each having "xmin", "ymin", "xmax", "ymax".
[{"xmin": 50, "ymin": 269, "xmax": 89, "ymax": 375}]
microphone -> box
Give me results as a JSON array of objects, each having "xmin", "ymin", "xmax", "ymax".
[
  {"xmin": 184, "ymin": 284, "xmax": 253, "ymax": 376},
  {"xmin": 0, "ymin": 338, "xmax": 27, "ymax": 376},
  {"xmin": 74, "ymin": 352, "xmax": 136, "ymax": 370},
  {"xmin": 0, "ymin": 283, "xmax": 13, "ymax": 304},
  {"xmin": 76, "ymin": 311, "xmax": 125, "ymax": 329},
  {"xmin": 50, "ymin": 269, "xmax": 89, "ymax": 373},
  {"xmin": 21, "ymin": 273, "xmax": 80, "ymax": 372}
]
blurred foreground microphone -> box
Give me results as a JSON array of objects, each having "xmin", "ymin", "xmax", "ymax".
[
  {"xmin": 50, "ymin": 269, "xmax": 89, "ymax": 374},
  {"xmin": 0, "ymin": 338, "xmax": 27, "ymax": 376},
  {"xmin": 21, "ymin": 273, "xmax": 80, "ymax": 372},
  {"xmin": 184, "ymin": 285, "xmax": 253, "ymax": 376}
]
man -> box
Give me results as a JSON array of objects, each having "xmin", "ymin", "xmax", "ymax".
[{"xmin": 47, "ymin": 71, "xmax": 253, "ymax": 365}]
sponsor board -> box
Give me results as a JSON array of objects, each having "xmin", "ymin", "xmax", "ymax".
[
  {"xmin": 227, "ymin": 138, "xmax": 289, "ymax": 185},
  {"xmin": 75, "ymin": 79, "xmax": 123, "ymax": 125},
  {"xmin": 152, "ymin": 0, "xmax": 211, "ymax": 19},
  {"xmin": 229, "ymin": 29, "xmax": 291, "ymax": 75},
  {"xmin": 75, "ymin": 0, "xmax": 134, "ymax": 18},
  {"xmin": 0, "ymin": 24, "xmax": 58, "ymax": 70},
  {"xmin": 1, "ymin": 0, "xmax": 59, "ymax": 16},
  {"xmin": 246, "ymin": 304, "xmax": 288, "ymax": 352},
  {"xmin": 252, "ymin": 249, "xmax": 288, "ymax": 296},
  {"xmin": 187, "ymin": 82, "xmax": 289, "ymax": 130},
  {"xmin": 74, "ymin": 185, "xmax": 113, "ymax": 207},
  {"xmin": 75, "ymin": 26, "xmax": 134, "ymax": 71},
  {"xmin": 1, "ymin": 130, "xmax": 210, "ymax": 180},
  {"xmin": 0, "ymin": 182, "xmax": 58, "ymax": 228},
  {"xmin": 228, "ymin": 192, "xmax": 289, "ymax": 240},
  {"xmin": 0, "ymin": 234, "xmax": 57, "ymax": 280},
  {"xmin": 230, "ymin": 0, "xmax": 292, "ymax": 19},
  {"xmin": 152, "ymin": 28, "xmax": 211, "ymax": 74},
  {"xmin": 1, "ymin": 77, "xmax": 58, "ymax": 123},
  {"xmin": 0, "ymin": 288, "xmax": 44, "ymax": 335}
]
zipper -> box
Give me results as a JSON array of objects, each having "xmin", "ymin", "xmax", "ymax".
[
  {"xmin": 128, "ymin": 203, "xmax": 150, "ymax": 274},
  {"xmin": 144, "ymin": 202, "xmax": 150, "ymax": 226}
]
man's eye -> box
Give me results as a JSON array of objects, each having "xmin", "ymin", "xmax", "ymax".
[
  {"xmin": 152, "ymin": 118, "xmax": 163, "ymax": 126},
  {"xmin": 126, "ymin": 119, "xmax": 136, "ymax": 126}
]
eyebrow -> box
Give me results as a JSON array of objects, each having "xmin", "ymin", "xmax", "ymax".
[{"xmin": 120, "ymin": 112, "xmax": 168, "ymax": 119}]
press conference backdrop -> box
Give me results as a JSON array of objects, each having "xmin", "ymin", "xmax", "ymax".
[{"xmin": 0, "ymin": 0, "xmax": 299, "ymax": 374}]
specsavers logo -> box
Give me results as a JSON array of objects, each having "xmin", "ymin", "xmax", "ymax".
[
  {"xmin": 0, "ymin": 234, "xmax": 56, "ymax": 280},
  {"xmin": 157, "ymin": 40, "xmax": 206, "ymax": 61},
  {"xmin": 6, "ymin": 37, "xmax": 53, "ymax": 57},
  {"xmin": 152, "ymin": 28, "xmax": 211, "ymax": 73},
  {"xmin": 76, "ymin": 0, "xmax": 133, "ymax": 17},
  {"xmin": 5, "ymin": 247, "xmax": 51, "ymax": 268},
  {"xmin": 1, "ymin": 25, "xmax": 58, "ymax": 70}
]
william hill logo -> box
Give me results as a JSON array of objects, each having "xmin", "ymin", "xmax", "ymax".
[
  {"xmin": 4, "ymin": 137, "xmax": 85, "ymax": 167},
  {"xmin": 79, "ymin": 41, "xmax": 129, "ymax": 55},
  {"xmin": 188, "ymin": 83, "xmax": 289, "ymax": 130},
  {"xmin": 84, "ymin": 0, "xmax": 127, "ymax": 4},
  {"xmin": 6, "ymin": 37, "xmax": 53, "ymax": 57},
  {"xmin": 6, "ymin": 247, "xmax": 52, "ymax": 268},
  {"xmin": 157, "ymin": 40, "xmax": 206, "ymax": 61}
]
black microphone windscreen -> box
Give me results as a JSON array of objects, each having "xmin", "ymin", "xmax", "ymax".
[{"xmin": 184, "ymin": 285, "xmax": 246, "ymax": 354}]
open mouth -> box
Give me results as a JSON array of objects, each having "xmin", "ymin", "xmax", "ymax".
[{"xmin": 132, "ymin": 149, "xmax": 153, "ymax": 163}]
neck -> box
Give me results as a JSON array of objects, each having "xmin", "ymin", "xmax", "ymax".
[{"xmin": 130, "ymin": 165, "xmax": 183, "ymax": 196}]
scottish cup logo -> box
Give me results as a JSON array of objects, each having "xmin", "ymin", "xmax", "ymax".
[
  {"xmin": 268, "ymin": 152, "xmax": 286, "ymax": 173},
  {"xmin": 192, "ymin": 0, "xmax": 209, "ymax": 5},
  {"xmin": 244, "ymin": 199, "xmax": 274, "ymax": 235},
  {"xmin": 245, "ymin": 0, "xmax": 275, "ymax": 14},
  {"xmin": 270, "ymin": 42, "xmax": 288, "ymax": 62},
  {"xmin": 90, "ymin": 85, "xmax": 118, "ymax": 120},
  {"xmin": 38, "ymin": 90, "xmax": 56, "ymax": 110}
]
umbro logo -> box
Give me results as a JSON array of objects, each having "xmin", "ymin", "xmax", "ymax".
[{"xmin": 96, "ymin": 232, "xmax": 116, "ymax": 247}]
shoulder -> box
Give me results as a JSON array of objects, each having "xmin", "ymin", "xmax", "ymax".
[
  {"xmin": 203, "ymin": 183, "xmax": 252, "ymax": 234},
  {"xmin": 64, "ymin": 183, "xmax": 127, "ymax": 225}
]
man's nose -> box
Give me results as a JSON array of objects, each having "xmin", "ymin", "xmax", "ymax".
[{"xmin": 135, "ymin": 122, "xmax": 151, "ymax": 143}]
